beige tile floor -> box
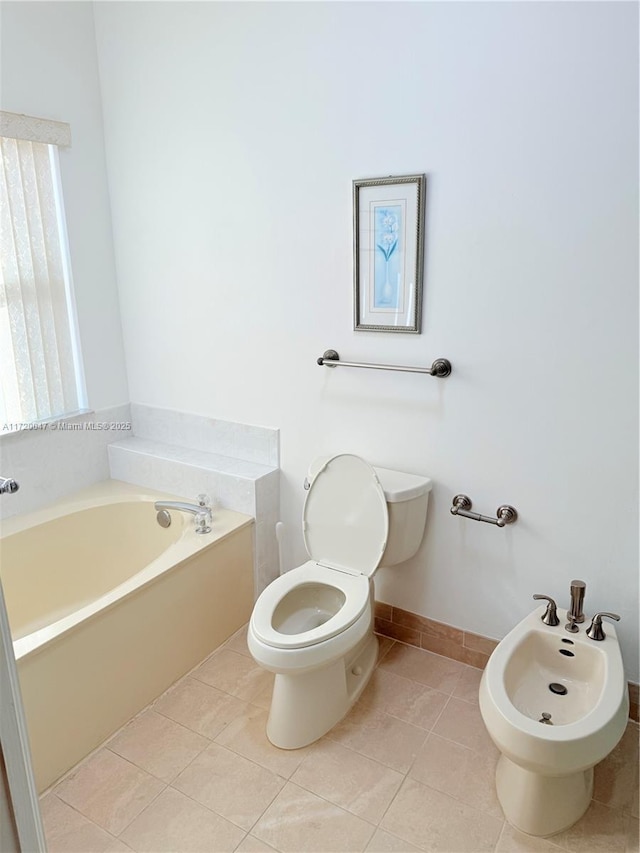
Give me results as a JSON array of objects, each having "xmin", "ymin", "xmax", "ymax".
[{"xmin": 40, "ymin": 628, "xmax": 639, "ymax": 853}]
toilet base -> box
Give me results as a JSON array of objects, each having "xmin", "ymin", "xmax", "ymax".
[
  {"xmin": 266, "ymin": 632, "xmax": 378, "ymax": 749},
  {"xmin": 496, "ymin": 754, "xmax": 593, "ymax": 837}
]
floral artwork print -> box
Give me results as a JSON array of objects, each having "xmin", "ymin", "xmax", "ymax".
[
  {"xmin": 374, "ymin": 205, "xmax": 402, "ymax": 308},
  {"xmin": 353, "ymin": 174, "xmax": 424, "ymax": 332}
]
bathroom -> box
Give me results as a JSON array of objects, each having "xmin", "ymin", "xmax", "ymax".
[{"xmin": 0, "ymin": 1, "xmax": 638, "ymax": 851}]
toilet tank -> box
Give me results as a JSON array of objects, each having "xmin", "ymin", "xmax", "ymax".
[
  {"xmin": 373, "ymin": 466, "xmax": 432, "ymax": 566},
  {"xmin": 307, "ymin": 458, "xmax": 432, "ymax": 568}
]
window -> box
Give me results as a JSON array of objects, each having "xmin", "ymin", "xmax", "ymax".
[{"xmin": 0, "ymin": 111, "xmax": 85, "ymax": 428}]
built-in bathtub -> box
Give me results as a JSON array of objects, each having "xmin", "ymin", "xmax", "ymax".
[{"xmin": 0, "ymin": 480, "xmax": 254, "ymax": 792}]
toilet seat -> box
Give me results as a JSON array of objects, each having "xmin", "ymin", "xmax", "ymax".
[
  {"xmin": 250, "ymin": 560, "xmax": 370, "ymax": 650},
  {"xmin": 251, "ymin": 454, "xmax": 389, "ymax": 652}
]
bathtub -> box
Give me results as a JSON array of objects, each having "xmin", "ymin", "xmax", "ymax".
[{"xmin": 0, "ymin": 480, "xmax": 254, "ymax": 792}]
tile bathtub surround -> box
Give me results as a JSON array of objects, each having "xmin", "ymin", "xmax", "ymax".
[
  {"xmin": 108, "ymin": 407, "xmax": 281, "ymax": 595},
  {"xmin": 40, "ymin": 628, "xmax": 640, "ymax": 853},
  {"xmin": 0, "ymin": 403, "xmax": 131, "ymax": 521},
  {"xmin": 130, "ymin": 404, "xmax": 279, "ymax": 468},
  {"xmin": 375, "ymin": 602, "xmax": 640, "ymax": 723},
  {"xmin": 107, "ymin": 437, "xmax": 280, "ymax": 596},
  {"xmin": 107, "ymin": 438, "xmax": 278, "ymax": 516}
]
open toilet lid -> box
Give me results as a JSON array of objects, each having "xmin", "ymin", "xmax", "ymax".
[{"xmin": 302, "ymin": 453, "xmax": 389, "ymax": 578}]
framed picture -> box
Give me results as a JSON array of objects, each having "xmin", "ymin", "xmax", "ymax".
[{"xmin": 353, "ymin": 173, "xmax": 425, "ymax": 333}]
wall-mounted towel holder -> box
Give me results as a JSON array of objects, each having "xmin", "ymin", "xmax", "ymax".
[
  {"xmin": 317, "ymin": 349, "xmax": 452, "ymax": 377},
  {"xmin": 450, "ymin": 494, "xmax": 518, "ymax": 527}
]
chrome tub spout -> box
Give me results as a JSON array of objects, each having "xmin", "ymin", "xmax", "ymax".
[{"xmin": 154, "ymin": 495, "xmax": 212, "ymax": 534}]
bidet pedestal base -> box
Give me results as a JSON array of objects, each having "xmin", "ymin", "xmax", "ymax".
[{"xmin": 496, "ymin": 755, "xmax": 593, "ymax": 837}]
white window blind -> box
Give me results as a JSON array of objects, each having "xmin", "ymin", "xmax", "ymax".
[{"xmin": 0, "ymin": 112, "xmax": 85, "ymax": 426}]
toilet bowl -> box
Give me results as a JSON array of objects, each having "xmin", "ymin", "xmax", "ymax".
[
  {"xmin": 479, "ymin": 604, "xmax": 629, "ymax": 837},
  {"xmin": 247, "ymin": 453, "xmax": 431, "ymax": 749}
]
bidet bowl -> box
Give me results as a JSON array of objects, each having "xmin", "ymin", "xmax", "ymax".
[
  {"xmin": 480, "ymin": 606, "xmax": 628, "ymax": 775},
  {"xmin": 503, "ymin": 627, "xmax": 606, "ymax": 727}
]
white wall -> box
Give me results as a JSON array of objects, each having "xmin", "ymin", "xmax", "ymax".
[
  {"xmin": 0, "ymin": 1, "xmax": 128, "ymax": 412},
  {"xmin": 94, "ymin": 1, "xmax": 639, "ymax": 679}
]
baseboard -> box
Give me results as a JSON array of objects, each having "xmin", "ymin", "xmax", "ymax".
[{"xmin": 374, "ymin": 601, "xmax": 639, "ymax": 723}]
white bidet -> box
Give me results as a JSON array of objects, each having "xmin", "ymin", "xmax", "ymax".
[{"xmin": 479, "ymin": 604, "xmax": 628, "ymax": 837}]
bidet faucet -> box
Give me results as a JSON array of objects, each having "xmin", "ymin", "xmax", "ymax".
[
  {"xmin": 154, "ymin": 494, "xmax": 212, "ymax": 533},
  {"xmin": 568, "ymin": 580, "xmax": 586, "ymax": 624},
  {"xmin": 586, "ymin": 612, "xmax": 621, "ymax": 641},
  {"xmin": 533, "ymin": 594, "xmax": 560, "ymax": 626},
  {"xmin": 0, "ymin": 477, "xmax": 19, "ymax": 495}
]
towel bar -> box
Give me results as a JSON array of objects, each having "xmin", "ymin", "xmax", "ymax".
[{"xmin": 317, "ymin": 349, "xmax": 452, "ymax": 377}]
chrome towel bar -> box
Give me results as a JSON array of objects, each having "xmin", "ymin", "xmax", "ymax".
[
  {"xmin": 450, "ymin": 494, "xmax": 518, "ymax": 527},
  {"xmin": 317, "ymin": 349, "xmax": 452, "ymax": 377}
]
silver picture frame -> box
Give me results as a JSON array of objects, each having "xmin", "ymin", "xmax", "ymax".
[{"xmin": 353, "ymin": 173, "xmax": 426, "ymax": 334}]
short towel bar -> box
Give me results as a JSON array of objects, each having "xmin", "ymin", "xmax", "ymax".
[{"xmin": 317, "ymin": 349, "xmax": 452, "ymax": 377}]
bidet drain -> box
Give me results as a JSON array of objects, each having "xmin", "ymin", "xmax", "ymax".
[{"xmin": 548, "ymin": 682, "xmax": 568, "ymax": 695}]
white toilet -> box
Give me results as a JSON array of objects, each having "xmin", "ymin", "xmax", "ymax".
[
  {"xmin": 479, "ymin": 604, "xmax": 629, "ymax": 837},
  {"xmin": 247, "ymin": 453, "xmax": 432, "ymax": 749}
]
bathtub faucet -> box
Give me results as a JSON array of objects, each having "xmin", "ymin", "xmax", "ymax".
[
  {"xmin": 0, "ymin": 477, "xmax": 19, "ymax": 495},
  {"xmin": 154, "ymin": 494, "xmax": 212, "ymax": 534}
]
